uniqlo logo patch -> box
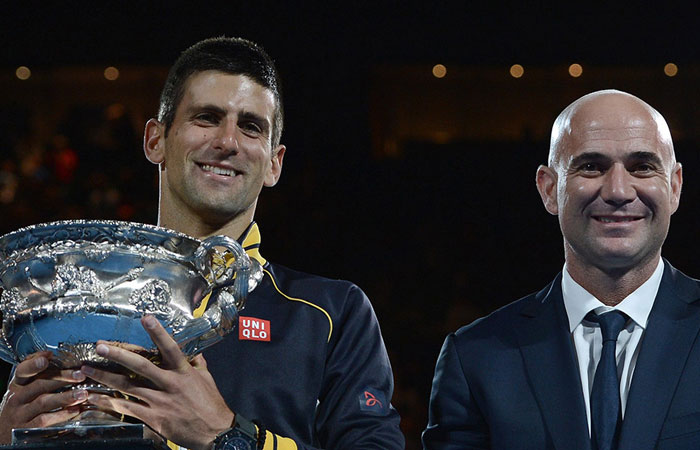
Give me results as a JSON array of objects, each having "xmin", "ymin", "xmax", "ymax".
[{"xmin": 239, "ymin": 316, "xmax": 271, "ymax": 341}]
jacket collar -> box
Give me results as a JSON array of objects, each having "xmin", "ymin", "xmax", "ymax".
[
  {"xmin": 618, "ymin": 260, "xmax": 700, "ymax": 450},
  {"xmin": 516, "ymin": 274, "xmax": 592, "ymax": 450},
  {"xmin": 238, "ymin": 222, "xmax": 267, "ymax": 267},
  {"xmin": 518, "ymin": 262, "xmax": 700, "ymax": 450}
]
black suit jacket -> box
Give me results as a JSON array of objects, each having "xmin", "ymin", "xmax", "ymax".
[{"xmin": 423, "ymin": 261, "xmax": 700, "ymax": 450}]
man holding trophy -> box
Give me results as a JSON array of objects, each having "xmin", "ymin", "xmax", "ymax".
[{"xmin": 0, "ymin": 37, "xmax": 404, "ymax": 449}]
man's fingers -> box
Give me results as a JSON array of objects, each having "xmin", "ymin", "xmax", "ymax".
[
  {"xmin": 33, "ymin": 369, "xmax": 87, "ymax": 384},
  {"xmin": 80, "ymin": 364, "xmax": 134, "ymax": 392},
  {"xmin": 13, "ymin": 352, "xmax": 53, "ymax": 383},
  {"xmin": 12, "ymin": 377, "xmax": 83, "ymax": 405},
  {"xmin": 36, "ymin": 388, "xmax": 90, "ymax": 413},
  {"xmin": 13, "ymin": 352, "xmax": 86, "ymax": 389},
  {"xmin": 190, "ymin": 354, "xmax": 207, "ymax": 370},
  {"xmin": 8, "ymin": 388, "xmax": 88, "ymax": 427},
  {"xmin": 53, "ymin": 369, "xmax": 87, "ymax": 384},
  {"xmin": 90, "ymin": 342, "xmax": 162, "ymax": 383},
  {"xmin": 141, "ymin": 316, "xmax": 189, "ymax": 370},
  {"xmin": 87, "ymin": 393, "xmax": 149, "ymax": 424},
  {"xmin": 25, "ymin": 405, "xmax": 83, "ymax": 429},
  {"xmin": 80, "ymin": 365, "xmax": 157, "ymax": 399}
]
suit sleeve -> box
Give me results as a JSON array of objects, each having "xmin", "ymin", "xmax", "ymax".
[
  {"xmin": 298, "ymin": 284, "xmax": 405, "ymax": 450},
  {"xmin": 422, "ymin": 333, "xmax": 490, "ymax": 449}
]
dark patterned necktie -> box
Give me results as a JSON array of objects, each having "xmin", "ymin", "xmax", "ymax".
[{"xmin": 588, "ymin": 310, "xmax": 627, "ymax": 450}]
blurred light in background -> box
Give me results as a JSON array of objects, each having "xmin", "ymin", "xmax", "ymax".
[
  {"xmin": 568, "ymin": 63, "xmax": 583, "ymax": 77},
  {"xmin": 15, "ymin": 66, "xmax": 31, "ymax": 80},
  {"xmin": 104, "ymin": 66, "xmax": 120, "ymax": 81},
  {"xmin": 432, "ymin": 64, "xmax": 447, "ymax": 78},
  {"xmin": 106, "ymin": 103, "xmax": 125, "ymax": 120},
  {"xmin": 509, "ymin": 64, "xmax": 524, "ymax": 78},
  {"xmin": 664, "ymin": 63, "xmax": 678, "ymax": 77}
]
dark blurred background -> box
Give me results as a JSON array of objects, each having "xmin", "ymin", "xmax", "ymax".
[{"xmin": 1, "ymin": 2, "xmax": 698, "ymax": 447}]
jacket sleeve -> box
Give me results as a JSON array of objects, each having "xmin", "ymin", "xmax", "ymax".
[
  {"xmin": 422, "ymin": 333, "xmax": 490, "ymax": 449},
  {"xmin": 185, "ymin": 283, "xmax": 404, "ymax": 450},
  {"xmin": 297, "ymin": 284, "xmax": 405, "ymax": 449}
]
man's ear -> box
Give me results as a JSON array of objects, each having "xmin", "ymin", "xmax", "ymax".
[
  {"xmin": 264, "ymin": 145, "xmax": 286, "ymax": 187},
  {"xmin": 670, "ymin": 162, "xmax": 683, "ymax": 214},
  {"xmin": 536, "ymin": 165, "xmax": 559, "ymax": 215},
  {"xmin": 144, "ymin": 119, "xmax": 166, "ymax": 165}
]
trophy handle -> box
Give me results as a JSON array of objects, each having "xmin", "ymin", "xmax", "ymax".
[
  {"xmin": 185, "ymin": 236, "xmax": 262, "ymax": 352},
  {"xmin": 193, "ymin": 235, "xmax": 254, "ymax": 297},
  {"xmin": 0, "ymin": 281, "xmax": 19, "ymax": 364}
]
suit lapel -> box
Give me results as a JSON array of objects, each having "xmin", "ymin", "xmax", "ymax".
[
  {"xmin": 515, "ymin": 275, "xmax": 592, "ymax": 450},
  {"xmin": 619, "ymin": 262, "xmax": 700, "ymax": 450}
]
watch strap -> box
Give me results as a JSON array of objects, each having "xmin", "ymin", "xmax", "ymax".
[
  {"xmin": 252, "ymin": 420, "xmax": 266, "ymax": 450},
  {"xmin": 212, "ymin": 414, "xmax": 258, "ymax": 449},
  {"xmin": 233, "ymin": 414, "xmax": 258, "ymax": 440}
]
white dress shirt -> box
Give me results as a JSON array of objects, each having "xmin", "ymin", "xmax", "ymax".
[{"xmin": 562, "ymin": 258, "xmax": 664, "ymax": 434}]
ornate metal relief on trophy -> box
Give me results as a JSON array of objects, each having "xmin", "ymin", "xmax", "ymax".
[{"xmin": 0, "ymin": 220, "xmax": 263, "ymax": 447}]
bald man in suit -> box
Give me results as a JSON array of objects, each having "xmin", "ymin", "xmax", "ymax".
[{"xmin": 424, "ymin": 90, "xmax": 700, "ymax": 450}]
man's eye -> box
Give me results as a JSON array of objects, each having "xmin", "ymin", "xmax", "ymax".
[
  {"xmin": 632, "ymin": 163, "xmax": 655, "ymax": 173},
  {"xmin": 195, "ymin": 113, "xmax": 218, "ymax": 123},
  {"xmin": 579, "ymin": 163, "xmax": 601, "ymax": 173},
  {"xmin": 241, "ymin": 122, "xmax": 262, "ymax": 134}
]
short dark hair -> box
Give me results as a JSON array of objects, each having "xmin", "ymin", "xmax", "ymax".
[{"xmin": 157, "ymin": 36, "xmax": 284, "ymax": 147}]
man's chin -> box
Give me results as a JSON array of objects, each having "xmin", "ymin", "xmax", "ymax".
[
  {"xmin": 568, "ymin": 239, "xmax": 657, "ymax": 271},
  {"xmin": 588, "ymin": 248, "xmax": 661, "ymax": 274},
  {"xmin": 196, "ymin": 207, "xmax": 243, "ymax": 224},
  {"xmin": 193, "ymin": 202, "xmax": 252, "ymax": 225}
]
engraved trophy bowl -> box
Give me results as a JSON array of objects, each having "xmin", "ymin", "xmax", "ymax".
[{"xmin": 0, "ymin": 220, "xmax": 263, "ymax": 446}]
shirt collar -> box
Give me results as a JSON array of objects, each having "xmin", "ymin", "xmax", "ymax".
[
  {"xmin": 237, "ymin": 221, "xmax": 267, "ymax": 267},
  {"xmin": 562, "ymin": 258, "xmax": 664, "ymax": 332}
]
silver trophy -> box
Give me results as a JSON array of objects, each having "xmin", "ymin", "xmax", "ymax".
[{"xmin": 0, "ymin": 220, "xmax": 263, "ymax": 447}]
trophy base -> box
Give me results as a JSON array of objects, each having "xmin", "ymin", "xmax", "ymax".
[
  {"xmin": 1, "ymin": 438, "xmax": 164, "ymax": 450},
  {"xmin": 7, "ymin": 422, "xmax": 169, "ymax": 450}
]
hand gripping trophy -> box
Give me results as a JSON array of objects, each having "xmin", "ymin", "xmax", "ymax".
[{"xmin": 0, "ymin": 220, "xmax": 262, "ymax": 447}]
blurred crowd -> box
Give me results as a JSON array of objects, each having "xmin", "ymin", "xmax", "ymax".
[{"xmin": 0, "ymin": 103, "xmax": 155, "ymax": 234}]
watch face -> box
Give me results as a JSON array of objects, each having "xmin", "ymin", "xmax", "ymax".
[{"xmin": 222, "ymin": 437, "xmax": 253, "ymax": 450}]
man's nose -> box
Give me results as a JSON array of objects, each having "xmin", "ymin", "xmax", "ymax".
[
  {"xmin": 600, "ymin": 163, "xmax": 635, "ymax": 206},
  {"xmin": 212, "ymin": 120, "xmax": 239, "ymax": 153}
]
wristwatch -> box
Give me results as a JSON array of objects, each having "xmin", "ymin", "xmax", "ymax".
[{"xmin": 212, "ymin": 415, "xmax": 258, "ymax": 450}]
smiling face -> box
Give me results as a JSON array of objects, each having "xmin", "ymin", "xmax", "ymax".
[
  {"xmin": 536, "ymin": 91, "xmax": 682, "ymax": 276},
  {"xmin": 145, "ymin": 71, "xmax": 285, "ymax": 236}
]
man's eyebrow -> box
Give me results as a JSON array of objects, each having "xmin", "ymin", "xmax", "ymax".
[
  {"xmin": 568, "ymin": 151, "xmax": 664, "ymax": 168},
  {"xmin": 569, "ymin": 152, "xmax": 610, "ymax": 167},
  {"xmin": 186, "ymin": 104, "xmax": 227, "ymax": 116},
  {"xmin": 628, "ymin": 151, "xmax": 663, "ymax": 166},
  {"xmin": 185, "ymin": 105, "xmax": 271, "ymax": 131}
]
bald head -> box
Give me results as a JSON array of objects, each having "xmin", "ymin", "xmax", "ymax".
[
  {"xmin": 536, "ymin": 89, "xmax": 683, "ymax": 291},
  {"xmin": 548, "ymin": 90, "xmax": 675, "ymax": 171}
]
